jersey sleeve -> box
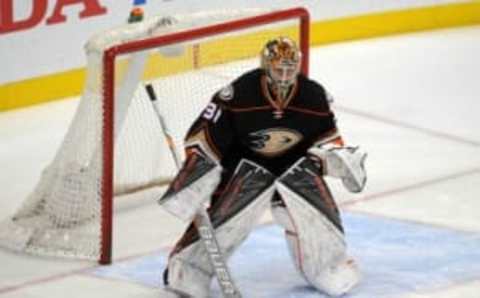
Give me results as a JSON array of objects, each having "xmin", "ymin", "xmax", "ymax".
[
  {"xmin": 183, "ymin": 90, "xmax": 235, "ymax": 162},
  {"xmin": 310, "ymin": 84, "xmax": 344, "ymax": 148}
]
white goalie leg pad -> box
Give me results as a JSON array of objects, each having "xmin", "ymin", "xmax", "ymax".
[
  {"xmin": 309, "ymin": 146, "xmax": 367, "ymax": 193},
  {"xmin": 167, "ymin": 257, "xmax": 212, "ymax": 298},
  {"xmin": 167, "ymin": 160, "xmax": 276, "ymax": 297},
  {"xmin": 158, "ymin": 148, "xmax": 222, "ymax": 223},
  {"xmin": 274, "ymin": 187, "xmax": 360, "ymax": 296},
  {"xmin": 271, "ymin": 200, "xmax": 307, "ymax": 280},
  {"xmin": 275, "ymin": 161, "xmax": 360, "ymax": 296}
]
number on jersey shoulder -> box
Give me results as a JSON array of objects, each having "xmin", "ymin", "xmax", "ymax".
[{"xmin": 202, "ymin": 102, "xmax": 222, "ymax": 123}]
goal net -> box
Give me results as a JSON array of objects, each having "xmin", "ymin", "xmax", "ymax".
[{"xmin": 0, "ymin": 7, "xmax": 309, "ymax": 264}]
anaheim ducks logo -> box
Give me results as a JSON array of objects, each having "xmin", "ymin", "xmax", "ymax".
[{"xmin": 249, "ymin": 128, "xmax": 303, "ymax": 157}]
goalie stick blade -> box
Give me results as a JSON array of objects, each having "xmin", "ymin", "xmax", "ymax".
[
  {"xmin": 158, "ymin": 286, "xmax": 241, "ymax": 298},
  {"xmin": 157, "ymin": 287, "xmax": 193, "ymax": 298}
]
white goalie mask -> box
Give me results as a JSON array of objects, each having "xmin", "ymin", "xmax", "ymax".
[{"xmin": 261, "ymin": 37, "xmax": 301, "ymax": 98}]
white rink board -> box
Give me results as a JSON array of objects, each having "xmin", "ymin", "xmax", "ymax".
[{"xmin": 0, "ymin": 0, "xmax": 468, "ymax": 84}]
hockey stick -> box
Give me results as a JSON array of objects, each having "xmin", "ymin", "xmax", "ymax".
[{"xmin": 146, "ymin": 84, "xmax": 242, "ymax": 298}]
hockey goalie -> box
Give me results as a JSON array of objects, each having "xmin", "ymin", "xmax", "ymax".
[{"xmin": 158, "ymin": 37, "xmax": 367, "ymax": 297}]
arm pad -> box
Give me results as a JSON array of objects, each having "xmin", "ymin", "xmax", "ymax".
[{"xmin": 158, "ymin": 148, "xmax": 222, "ymax": 222}]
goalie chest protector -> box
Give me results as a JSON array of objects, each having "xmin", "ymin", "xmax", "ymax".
[{"xmin": 186, "ymin": 68, "xmax": 337, "ymax": 177}]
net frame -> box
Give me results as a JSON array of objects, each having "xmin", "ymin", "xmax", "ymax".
[
  {"xmin": 102, "ymin": 7, "xmax": 309, "ymax": 264},
  {"xmin": 0, "ymin": 7, "xmax": 310, "ymax": 265}
]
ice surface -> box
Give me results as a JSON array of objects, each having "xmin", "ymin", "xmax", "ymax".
[{"xmin": 1, "ymin": 25, "xmax": 479, "ymax": 298}]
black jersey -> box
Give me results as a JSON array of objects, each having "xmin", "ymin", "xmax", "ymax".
[{"xmin": 184, "ymin": 68, "xmax": 340, "ymax": 178}]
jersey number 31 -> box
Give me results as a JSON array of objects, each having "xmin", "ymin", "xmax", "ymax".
[{"xmin": 202, "ymin": 103, "xmax": 222, "ymax": 123}]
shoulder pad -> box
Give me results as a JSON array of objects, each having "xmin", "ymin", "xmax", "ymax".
[
  {"xmin": 217, "ymin": 84, "xmax": 234, "ymax": 101},
  {"xmin": 325, "ymin": 91, "xmax": 335, "ymax": 104}
]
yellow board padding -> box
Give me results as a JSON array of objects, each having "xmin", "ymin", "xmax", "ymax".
[
  {"xmin": 142, "ymin": 46, "xmax": 196, "ymax": 79},
  {"xmin": 0, "ymin": 68, "xmax": 86, "ymax": 111},
  {"xmin": 192, "ymin": 26, "xmax": 298, "ymax": 69},
  {"xmin": 1, "ymin": 1, "xmax": 480, "ymax": 111},
  {"xmin": 310, "ymin": 1, "xmax": 480, "ymax": 45}
]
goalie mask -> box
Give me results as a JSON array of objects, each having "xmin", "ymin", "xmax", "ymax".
[{"xmin": 261, "ymin": 37, "xmax": 301, "ymax": 99}]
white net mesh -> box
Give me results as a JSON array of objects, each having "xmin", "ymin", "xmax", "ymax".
[{"xmin": 0, "ymin": 9, "xmax": 305, "ymax": 261}]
